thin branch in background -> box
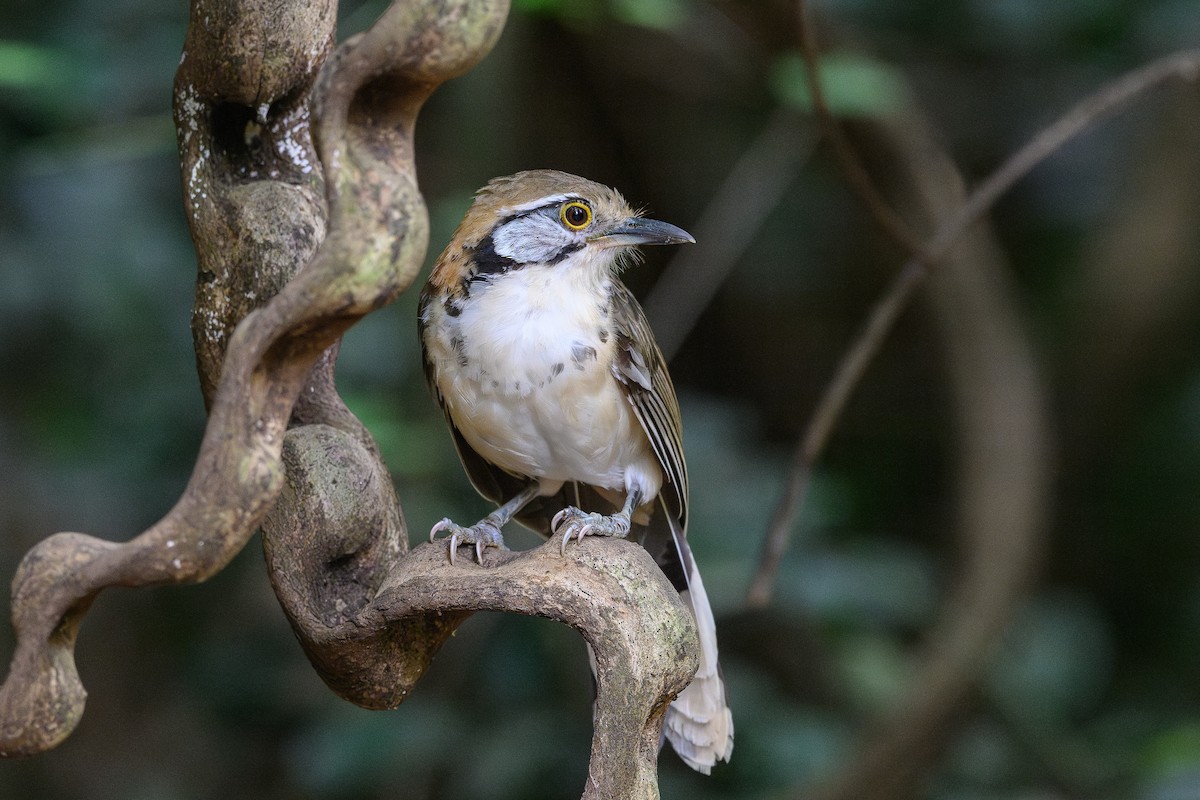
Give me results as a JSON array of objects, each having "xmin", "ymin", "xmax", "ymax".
[
  {"xmin": 794, "ymin": 0, "xmax": 931, "ymax": 259},
  {"xmin": 936, "ymin": 49, "xmax": 1200, "ymax": 254},
  {"xmin": 747, "ymin": 260, "xmax": 927, "ymax": 607},
  {"xmin": 807, "ymin": 116, "xmax": 1050, "ymax": 800},
  {"xmin": 645, "ymin": 107, "xmax": 815, "ymax": 361},
  {"xmin": 746, "ymin": 45, "xmax": 1200, "ymax": 607}
]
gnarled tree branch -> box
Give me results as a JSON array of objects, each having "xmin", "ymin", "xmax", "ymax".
[{"xmin": 264, "ymin": 425, "xmax": 696, "ymax": 798}]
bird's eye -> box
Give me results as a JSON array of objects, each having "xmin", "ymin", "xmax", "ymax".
[{"xmin": 560, "ymin": 201, "xmax": 592, "ymax": 231}]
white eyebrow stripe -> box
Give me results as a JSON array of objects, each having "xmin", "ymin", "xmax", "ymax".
[{"xmin": 498, "ymin": 193, "xmax": 573, "ymax": 216}]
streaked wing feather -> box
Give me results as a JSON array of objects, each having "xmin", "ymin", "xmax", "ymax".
[{"xmin": 608, "ymin": 281, "xmax": 689, "ymax": 531}]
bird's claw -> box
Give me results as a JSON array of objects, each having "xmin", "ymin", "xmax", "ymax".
[
  {"xmin": 429, "ymin": 517, "xmax": 505, "ymax": 565},
  {"xmin": 552, "ymin": 507, "xmax": 631, "ymax": 556}
]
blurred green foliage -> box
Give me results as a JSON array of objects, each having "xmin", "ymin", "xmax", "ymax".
[
  {"xmin": 0, "ymin": 41, "xmax": 73, "ymax": 90},
  {"xmin": 771, "ymin": 50, "xmax": 908, "ymax": 115},
  {"xmin": 3, "ymin": 0, "xmax": 1200, "ymax": 798}
]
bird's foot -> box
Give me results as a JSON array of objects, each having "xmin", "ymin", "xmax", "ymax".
[
  {"xmin": 429, "ymin": 518, "xmax": 506, "ymax": 565},
  {"xmin": 552, "ymin": 507, "xmax": 631, "ymax": 555}
]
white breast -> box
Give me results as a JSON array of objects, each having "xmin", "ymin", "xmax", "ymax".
[{"xmin": 426, "ymin": 264, "xmax": 662, "ymax": 500}]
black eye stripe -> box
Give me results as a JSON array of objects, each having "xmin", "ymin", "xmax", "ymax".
[
  {"xmin": 467, "ymin": 233, "xmax": 516, "ymax": 282},
  {"xmin": 467, "ymin": 208, "xmax": 585, "ymax": 282},
  {"xmin": 545, "ymin": 241, "xmax": 583, "ymax": 265}
]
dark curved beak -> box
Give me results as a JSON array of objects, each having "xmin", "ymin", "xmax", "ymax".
[{"xmin": 590, "ymin": 217, "xmax": 695, "ymax": 249}]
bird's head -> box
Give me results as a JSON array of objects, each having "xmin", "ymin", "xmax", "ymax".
[{"xmin": 428, "ymin": 169, "xmax": 694, "ymax": 294}]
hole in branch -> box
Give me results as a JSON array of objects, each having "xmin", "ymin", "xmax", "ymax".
[{"xmin": 211, "ymin": 101, "xmax": 274, "ymax": 178}]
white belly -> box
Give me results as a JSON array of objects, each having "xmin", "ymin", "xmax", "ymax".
[{"xmin": 427, "ymin": 266, "xmax": 661, "ymax": 498}]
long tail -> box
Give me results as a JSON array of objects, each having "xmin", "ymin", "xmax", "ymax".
[{"xmin": 662, "ymin": 518, "xmax": 733, "ymax": 774}]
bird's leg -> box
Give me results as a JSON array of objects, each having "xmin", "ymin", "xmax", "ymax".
[
  {"xmin": 553, "ymin": 487, "xmax": 644, "ymax": 556},
  {"xmin": 430, "ymin": 482, "xmax": 541, "ymax": 565}
]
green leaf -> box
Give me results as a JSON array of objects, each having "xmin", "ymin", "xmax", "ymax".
[
  {"xmin": 987, "ymin": 592, "xmax": 1114, "ymax": 722},
  {"xmin": 1143, "ymin": 723, "xmax": 1200, "ymax": 779},
  {"xmin": 513, "ymin": 0, "xmax": 567, "ymax": 13},
  {"xmin": 514, "ymin": 0, "xmax": 687, "ymax": 30},
  {"xmin": 512, "ymin": 0, "xmax": 602, "ymax": 26},
  {"xmin": 833, "ymin": 632, "xmax": 912, "ymax": 711},
  {"xmin": 771, "ymin": 50, "xmax": 907, "ymax": 117},
  {"xmin": 0, "ymin": 41, "xmax": 71, "ymax": 90},
  {"xmin": 611, "ymin": 0, "xmax": 687, "ymax": 30}
]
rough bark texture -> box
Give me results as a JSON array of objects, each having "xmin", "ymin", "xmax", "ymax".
[{"xmin": 0, "ymin": 2, "xmax": 698, "ymax": 796}]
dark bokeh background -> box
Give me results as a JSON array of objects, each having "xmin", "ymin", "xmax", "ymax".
[{"xmin": 3, "ymin": 0, "xmax": 1200, "ymax": 797}]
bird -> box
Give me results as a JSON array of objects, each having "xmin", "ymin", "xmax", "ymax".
[{"xmin": 417, "ymin": 169, "xmax": 732, "ymax": 774}]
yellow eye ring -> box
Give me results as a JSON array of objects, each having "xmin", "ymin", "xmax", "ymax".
[{"xmin": 560, "ymin": 201, "xmax": 592, "ymax": 231}]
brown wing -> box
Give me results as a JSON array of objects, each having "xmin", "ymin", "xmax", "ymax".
[{"xmin": 607, "ymin": 281, "xmax": 689, "ymax": 532}]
